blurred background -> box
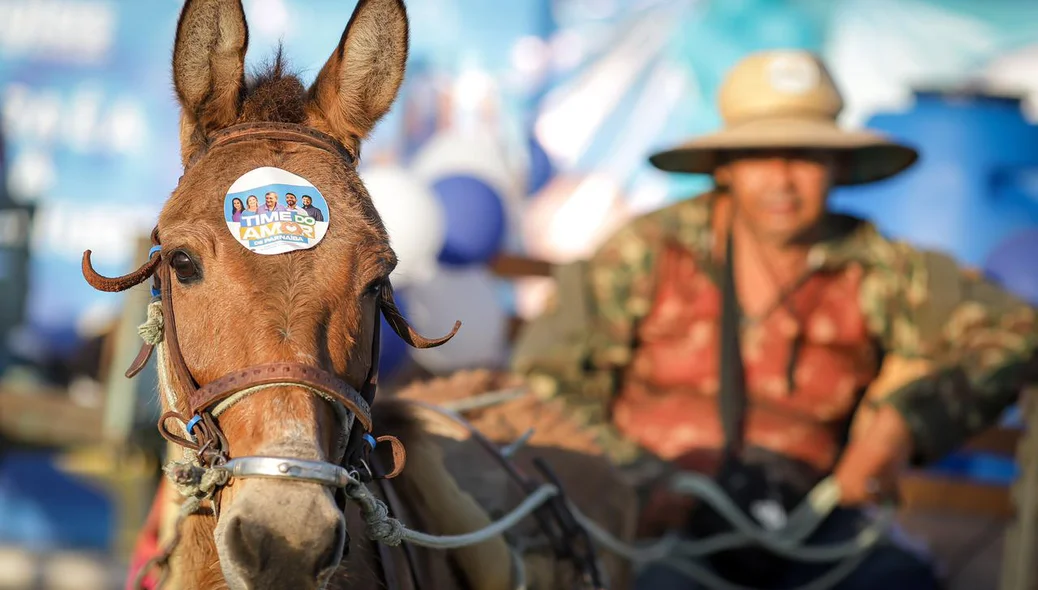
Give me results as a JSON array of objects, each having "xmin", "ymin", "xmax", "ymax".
[{"xmin": 2, "ymin": 0, "xmax": 1038, "ymax": 588}]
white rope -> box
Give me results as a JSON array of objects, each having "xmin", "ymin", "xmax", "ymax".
[
  {"xmin": 211, "ymin": 382, "xmax": 354, "ymax": 463},
  {"xmin": 564, "ymin": 497, "xmax": 891, "ymax": 563},
  {"xmin": 211, "ymin": 382, "xmax": 352, "ymax": 428},
  {"xmin": 508, "ymin": 545, "xmax": 529, "ymax": 590},
  {"xmin": 567, "ymin": 503, "xmax": 681, "ymax": 563},
  {"xmin": 139, "ymin": 301, "xmax": 164, "ymax": 345},
  {"xmin": 345, "ymin": 478, "xmax": 561, "ymax": 549},
  {"xmin": 559, "ymin": 475, "xmax": 894, "ymax": 590},
  {"xmin": 138, "ymin": 300, "xmax": 177, "ymax": 420},
  {"xmin": 161, "ymin": 458, "xmax": 231, "ymax": 528},
  {"xmin": 442, "ymin": 387, "xmax": 531, "ymax": 413},
  {"xmin": 153, "ymin": 344, "xmax": 179, "ymax": 420}
]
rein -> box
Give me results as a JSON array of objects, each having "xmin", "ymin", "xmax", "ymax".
[{"xmin": 409, "ymin": 399, "xmax": 609, "ymax": 589}]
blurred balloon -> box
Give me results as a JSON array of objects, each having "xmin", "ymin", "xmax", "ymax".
[
  {"xmin": 361, "ymin": 166, "xmax": 446, "ymax": 286},
  {"xmin": 527, "ymin": 133, "xmax": 555, "ymax": 195},
  {"xmin": 431, "ymin": 175, "xmax": 507, "ymax": 266},
  {"xmin": 522, "ymin": 172, "xmax": 633, "ymax": 263},
  {"xmin": 379, "ymin": 290, "xmax": 411, "ymax": 377},
  {"xmin": 832, "ymin": 91, "xmax": 1038, "ymax": 267},
  {"xmin": 517, "ymin": 173, "xmax": 632, "ymax": 320},
  {"xmin": 411, "ymin": 130, "xmax": 526, "ymax": 252},
  {"xmin": 404, "ymin": 266, "xmax": 509, "ymax": 373},
  {"xmin": 984, "ymin": 228, "xmax": 1038, "ymax": 306}
]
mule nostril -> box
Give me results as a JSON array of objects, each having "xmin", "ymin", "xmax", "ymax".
[
  {"xmin": 221, "ymin": 496, "xmax": 347, "ymax": 584},
  {"xmin": 225, "ymin": 516, "xmax": 268, "ymax": 573},
  {"xmin": 314, "ymin": 519, "xmax": 348, "ymax": 578}
]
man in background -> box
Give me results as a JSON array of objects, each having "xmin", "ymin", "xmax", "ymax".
[{"xmin": 513, "ymin": 50, "xmax": 1038, "ymax": 589}]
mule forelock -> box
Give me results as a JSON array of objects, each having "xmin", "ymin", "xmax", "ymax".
[{"xmin": 240, "ymin": 47, "xmax": 308, "ymax": 125}]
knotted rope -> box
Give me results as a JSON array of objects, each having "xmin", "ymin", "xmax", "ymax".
[
  {"xmin": 131, "ymin": 460, "xmax": 231, "ymax": 590},
  {"xmin": 139, "ymin": 300, "xmax": 164, "ymax": 345},
  {"xmin": 163, "ymin": 459, "xmax": 231, "ymax": 519}
]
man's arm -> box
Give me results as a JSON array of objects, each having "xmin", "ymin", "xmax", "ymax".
[
  {"xmin": 866, "ymin": 247, "xmax": 1038, "ymax": 465},
  {"xmin": 511, "ymin": 222, "xmax": 659, "ymax": 462}
]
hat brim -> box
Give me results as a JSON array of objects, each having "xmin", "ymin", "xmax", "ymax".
[{"xmin": 647, "ymin": 117, "xmax": 918, "ymax": 186}]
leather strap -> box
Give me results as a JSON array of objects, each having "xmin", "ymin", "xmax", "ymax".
[
  {"xmin": 360, "ymin": 306, "xmax": 381, "ymax": 405},
  {"xmin": 374, "ymin": 540, "xmax": 405, "ymax": 590},
  {"xmin": 375, "ymin": 435, "xmax": 407, "ymax": 479},
  {"xmin": 371, "ymin": 453, "xmax": 422, "ymax": 590},
  {"xmin": 159, "ymin": 263, "xmax": 204, "ymax": 397},
  {"xmin": 126, "ymin": 341, "xmax": 156, "ymax": 379},
  {"xmin": 719, "ymin": 231, "xmax": 747, "ymax": 458},
  {"xmin": 186, "ymin": 122, "xmax": 356, "ymax": 172},
  {"xmin": 190, "ymin": 362, "xmax": 372, "ymax": 431}
]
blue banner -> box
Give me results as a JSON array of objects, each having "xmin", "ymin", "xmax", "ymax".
[{"xmin": 0, "ymin": 0, "xmax": 547, "ymax": 348}]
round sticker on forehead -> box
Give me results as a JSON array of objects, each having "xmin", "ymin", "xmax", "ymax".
[{"xmin": 224, "ymin": 166, "xmax": 330, "ymax": 255}]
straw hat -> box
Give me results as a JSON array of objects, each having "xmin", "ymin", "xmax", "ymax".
[{"xmin": 648, "ymin": 50, "xmax": 918, "ymax": 186}]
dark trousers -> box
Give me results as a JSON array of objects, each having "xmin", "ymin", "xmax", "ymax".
[{"xmin": 634, "ymin": 508, "xmax": 941, "ymax": 590}]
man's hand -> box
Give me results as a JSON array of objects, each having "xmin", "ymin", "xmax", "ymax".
[{"xmin": 833, "ymin": 405, "xmax": 913, "ymax": 506}]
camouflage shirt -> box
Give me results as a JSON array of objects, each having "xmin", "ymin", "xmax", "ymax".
[{"xmin": 512, "ymin": 192, "xmax": 1038, "ymax": 466}]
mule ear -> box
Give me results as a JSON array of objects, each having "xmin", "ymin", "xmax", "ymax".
[
  {"xmin": 172, "ymin": 0, "xmax": 249, "ymax": 164},
  {"xmin": 307, "ymin": 0, "xmax": 409, "ymax": 151}
]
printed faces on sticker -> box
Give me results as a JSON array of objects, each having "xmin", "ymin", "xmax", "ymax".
[{"xmin": 225, "ymin": 167, "xmax": 330, "ymax": 255}]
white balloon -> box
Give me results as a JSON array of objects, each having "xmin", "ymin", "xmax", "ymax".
[
  {"xmin": 522, "ymin": 172, "xmax": 633, "ymax": 264},
  {"xmin": 404, "ymin": 265, "xmax": 509, "ymax": 373},
  {"xmin": 360, "ymin": 165, "xmax": 446, "ymax": 286},
  {"xmin": 410, "ymin": 130, "xmax": 527, "ymax": 253}
]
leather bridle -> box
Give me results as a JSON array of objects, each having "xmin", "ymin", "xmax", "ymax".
[
  {"xmin": 87, "ymin": 121, "xmax": 610, "ymax": 590},
  {"xmin": 83, "ymin": 122, "xmax": 456, "ymax": 589}
]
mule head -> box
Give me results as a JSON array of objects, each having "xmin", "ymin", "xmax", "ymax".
[{"xmin": 93, "ymin": 0, "xmax": 451, "ymax": 588}]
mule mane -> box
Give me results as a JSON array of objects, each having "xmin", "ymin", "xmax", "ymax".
[{"xmin": 240, "ymin": 48, "xmax": 308, "ymax": 125}]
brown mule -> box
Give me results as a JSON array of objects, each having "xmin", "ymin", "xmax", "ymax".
[{"xmin": 84, "ymin": 1, "xmax": 638, "ymax": 589}]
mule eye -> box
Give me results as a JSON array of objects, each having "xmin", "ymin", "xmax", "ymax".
[
  {"xmin": 170, "ymin": 250, "xmax": 200, "ymax": 282},
  {"xmin": 365, "ymin": 278, "xmax": 385, "ymax": 297}
]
